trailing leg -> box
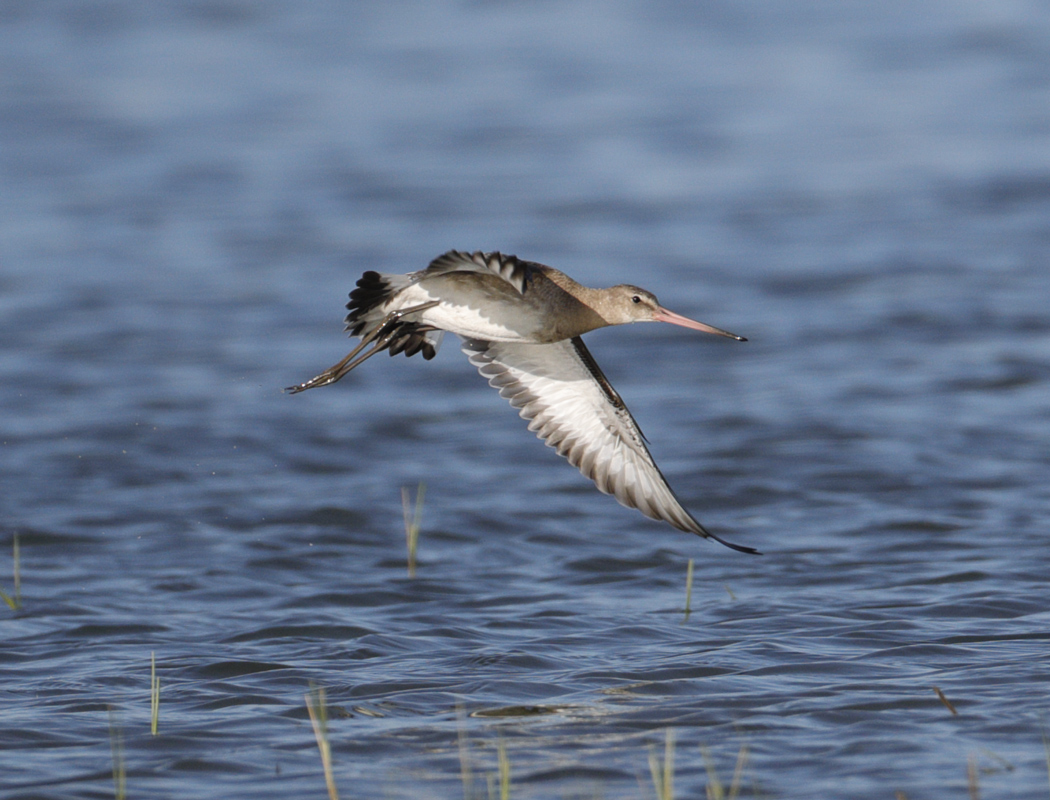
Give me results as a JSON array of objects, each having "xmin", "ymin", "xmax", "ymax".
[{"xmin": 286, "ymin": 301, "xmax": 439, "ymax": 393}]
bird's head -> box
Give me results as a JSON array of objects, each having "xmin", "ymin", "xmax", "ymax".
[{"xmin": 601, "ymin": 285, "xmax": 746, "ymax": 341}]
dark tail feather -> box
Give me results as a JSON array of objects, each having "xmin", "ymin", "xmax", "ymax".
[
  {"xmin": 345, "ymin": 271, "xmax": 396, "ymax": 336},
  {"xmin": 344, "ymin": 271, "xmax": 440, "ymax": 361}
]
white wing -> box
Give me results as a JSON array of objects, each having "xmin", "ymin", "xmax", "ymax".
[{"xmin": 461, "ymin": 337, "xmax": 757, "ymax": 552}]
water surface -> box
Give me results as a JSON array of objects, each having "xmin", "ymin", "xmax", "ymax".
[{"xmin": 2, "ymin": 2, "xmax": 1050, "ymax": 798}]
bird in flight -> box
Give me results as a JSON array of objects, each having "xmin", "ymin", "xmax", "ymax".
[{"xmin": 289, "ymin": 250, "xmax": 757, "ymax": 554}]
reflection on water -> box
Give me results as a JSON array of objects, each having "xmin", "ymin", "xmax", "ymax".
[{"xmin": 2, "ymin": 1, "xmax": 1049, "ymax": 798}]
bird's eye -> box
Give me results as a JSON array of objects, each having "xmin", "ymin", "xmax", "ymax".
[{"xmin": 631, "ymin": 295, "xmax": 641, "ymax": 304}]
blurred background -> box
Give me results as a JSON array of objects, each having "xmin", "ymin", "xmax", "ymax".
[{"xmin": 1, "ymin": 2, "xmax": 1049, "ymax": 798}]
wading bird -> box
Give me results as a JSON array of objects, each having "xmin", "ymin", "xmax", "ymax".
[{"xmin": 289, "ymin": 250, "xmax": 757, "ymax": 554}]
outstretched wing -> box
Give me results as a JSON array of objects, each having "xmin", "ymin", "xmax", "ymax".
[
  {"xmin": 423, "ymin": 250, "xmax": 536, "ymax": 295},
  {"xmin": 461, "ymin": 336, "xmax": 757, "ymax": 553}
]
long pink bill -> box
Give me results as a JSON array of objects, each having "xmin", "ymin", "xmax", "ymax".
[{"xmin": 653, "ymin": 307, "xmax": 747, "ymax": 341}]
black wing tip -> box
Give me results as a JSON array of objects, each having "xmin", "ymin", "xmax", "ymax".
[
  {"xmin": 713, "ymin": 535, "xmax": 762, "ymax": 555},
  {"xmin": 697, "ymin": 526, "xmax": 761, "ymax": 555},
  {"xmin": 429, "ymin": 249, "xmax": 521, "ymax": 269},
  {"xmin": 428, "ymin": 249, "xmax": 492, "ymax": 270}
]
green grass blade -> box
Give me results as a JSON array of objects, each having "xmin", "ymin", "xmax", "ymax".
[
  {"xmin": 456, "ymin": 702, "xmax": 473, "ymax": 800},
  {"xmin": 150, "ymin": 651, "xmax": 160, "ymax": 736},
  {"xmin": 108, "ymin": 706, "xmax": 126, "ymax": 800},
  {"xmin": 701, "ymin": 745, "xmax": 724, "ymax": 800},
  {"xmin": 648, "ymin": 729, "xmax": 675, "ymax": 800},
  {"xmin": 1, "ymin": 535, "xmax": 19, "ymax": 610},
  {"xmin": 1042, "ymin": 727, "xmax": 1050, "ymax": 798},
  {"xmin": 497, "ymin": 737, "xmax": 511, "ymax": 800},
  {"xmin": 401, "ymin": 482, "xmax": 426, "ymax": 578},
  {"xmin": 728, "ymin": 744, "xmax": 749, "ymax": 800},
  {"xmin": 12, "ymin": 534, "xmax": 19, "ymax": 607},
  {"xmin": 306, "ymin": 684, "xmax": 339, "ymax": 800}
]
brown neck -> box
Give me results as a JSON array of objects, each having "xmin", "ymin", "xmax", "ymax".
[{"xmin": 533, "ymin": 270, "xmax": 611, "ymax": 340}]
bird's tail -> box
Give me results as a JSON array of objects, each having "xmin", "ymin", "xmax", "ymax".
[{"xmin": 344, "ymin": 271, "xmax": 442, "ymax": 360}]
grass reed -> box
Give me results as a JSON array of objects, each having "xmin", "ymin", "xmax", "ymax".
[
  {"xmin": 1043, "ymin": 728, "xmax": 1050, "ymax": 797},
  {"xmin": 0, "ymin": 534, "xmax": 20, "ymax": 610},
  {"xmin": 401, "ymin": 482, "xmax": 426, "ymax": 578},
  {"xmin": 305, "ymin": 684, "xmax": 339, "ymax": 800},
  {"xmin": 456, "ymin": 720, "xmax": 513, "ymax": 800},
  {"xmin": 648, "ymin": 728, "xmax": 675, "ymax": 800},
  {"xmin": 933, "ymin": 686, "xmax": 958, "ymax": 715},
  {"xmin": 701, "ymin": 743, "xmax": 749, "ymax": 800},
  {"xmin": 108, "ymin": 706, "xmax": 126, "ymax": 800},
  {"xmin": 150, "ymin": 652, "xmax": 160, "ymax": 736},
  {"xmin": 496, "ymin": 736, "xmax": 511, "ymax": 800},
  {"xmin": 456, "ymin": 703, "xmax": 474, "ymax": 800},
  {"xmin": 967, "ymin": 754, "xmax": 979, "ymax": 800}
]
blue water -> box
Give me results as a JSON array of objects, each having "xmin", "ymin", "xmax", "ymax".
[{"xmin": 2, "ymin": 2, "xmax": 1050, "ymax": 798}]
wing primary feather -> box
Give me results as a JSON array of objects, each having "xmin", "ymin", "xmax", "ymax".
[
  {"xmin": 568, "ymin": 338, "xmax": 623, "ymax": 406},
  {"xmin": 461, "ymin": 337, "xmax": 759, "ymax": 554},
  {"xmin": 423, "ymin": 250, "xmax": 535, "ymax": 295}
]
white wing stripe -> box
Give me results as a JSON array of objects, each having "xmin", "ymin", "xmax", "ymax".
[{"xmin": 461, "ymin": 336, "xmax": 711, "ymax": 536}]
